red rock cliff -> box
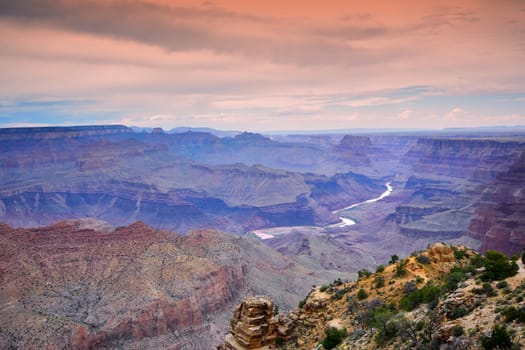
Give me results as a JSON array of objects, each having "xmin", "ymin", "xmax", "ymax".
[{"xmin": 0, "ymin": 221, "xmax": 244, "ymax": 349}]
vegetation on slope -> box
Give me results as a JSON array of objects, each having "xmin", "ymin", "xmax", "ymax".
[{"xmin": 276, "ymin": 243, "xmax": 525, "ymax": 350}]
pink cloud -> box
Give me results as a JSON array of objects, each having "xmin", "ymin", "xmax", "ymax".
[{"xmin": 0, "ymin": 0, "xmax": 524, "ymax": 130}]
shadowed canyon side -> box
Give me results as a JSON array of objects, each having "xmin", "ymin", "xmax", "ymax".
[
  {"xmin": 0, "ymin": 221, "xmax": 357, "ymax": 349},
  {"xmin": 389, "ymin": 137, "xmax": 525, "ymax": 243},
  {"xmin": 2, "ymin": 126, "xmax": 525, "ymax": 261},
  {"xmin": 0, "ymin": 126, "xmax": 385, "ymax": 233},
  {"xmin": 467, "ymin": 151, "xmax": 525, "ymax": 256}
]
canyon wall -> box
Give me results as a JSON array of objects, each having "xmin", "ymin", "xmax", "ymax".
[
  {"xmin": 403, "ymin": 138, "xmax": 525, "ymax": 181},
  {"xmin": 0, "ymin": 221, "xmax": 354, "ymax": 349},
  {"xmin": 0, "ymin": 128, "xmax": 384, "ymax": 233},
  {"xmin": 467, "ymin": 152, "xmax": 525, "ymax": 255}
]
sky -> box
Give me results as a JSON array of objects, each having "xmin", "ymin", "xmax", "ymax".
[{"xmin": 0, "ymin": 0, "xmax": 524, "ymax": 132}]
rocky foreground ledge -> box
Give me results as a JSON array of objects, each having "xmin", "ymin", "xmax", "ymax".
[
  {"xmin": 219, "ymin": 244, "xmax": 525, "ymax": 349},
  {"xmin": 217, "ymin": 296, "xmax": 294, "ymax": 350}
]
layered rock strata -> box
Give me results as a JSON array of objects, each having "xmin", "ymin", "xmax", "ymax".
[
  {"xmin": 467, "ymin": 152, "xmax": 525, "ymax": 255},
  {"xmin": 0, "ymin": 221, "xmax": 353, "ymax": 349},
  {"xmin": 219, "ymin": 296, "xmax": 293, "ymax": 350},
  {"xmin": 403, "ymin": 138, "xmax": 525, "ymax": 181}
]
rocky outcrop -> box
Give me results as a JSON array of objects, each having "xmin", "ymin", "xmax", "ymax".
[
  {"xmin": 222, "ymin": 244, "xmax": 525, "ymax": 350},
  {"xmin": 219, "ymin": 296, "xmax": 294, "ymax": 350},
  {"xmin": 467, "ymin": 152, "xmax": 525, "ymax": 255},
  {"xmin": 225, "ymin": 297, "xmax": 277, "ymax": 349}
]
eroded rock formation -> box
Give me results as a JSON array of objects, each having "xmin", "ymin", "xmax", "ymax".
[
  {"xmin": 0, "ymin": 221, "xmax": 354, "ymax": 349},
  {"xmin": 219, "ymin": 296, "xmax": 293, "ymax": 350}
]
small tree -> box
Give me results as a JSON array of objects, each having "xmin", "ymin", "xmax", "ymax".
[
  {"xmin": 357, "ymin": 288, "xmax": 369, "ymax": 300},
  {"xmin": 321, "ymin": 327, "xmax": 347, "ymax": 350},
  {"xmin": 395, "ymin": 259, "xmax": 408, "ymax": 277},
  {"xmin": 358, "ymin": 269, "xmax": 371, "ymax": 279},
  {"xmin": 416, "ymin": 255, "xmax": 431, "ymax": 264},
  {"xmin": 374, "ymin": 275, "xmax": 385, "ymax": 288},
  {"xmin": 481, "ymin": 251, "xmax": 519, "ymax": 281},
  {"xmin": 389, "ymin": 254, "xmax": 399, "ymax": 264},
  {"xmin": 481, "ymin": 325, "xmax": 512, "ymax": 349}
]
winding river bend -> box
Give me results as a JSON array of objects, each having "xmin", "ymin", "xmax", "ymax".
[
  {"xmin": 251, "ymin": 181, "xmax": 393, "ymax": 239},
  {"xmin": 330, "ymin": 182, "xmax": 393, "ymax": 228}
]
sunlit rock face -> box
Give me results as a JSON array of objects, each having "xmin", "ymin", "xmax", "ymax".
[
  {"xmin": 0, "ymin": 220, "xmax": 358, "ymax": 349},
  {"xmin": 0, "ymin": 221, "xmax": 245, "ymax": 349}
]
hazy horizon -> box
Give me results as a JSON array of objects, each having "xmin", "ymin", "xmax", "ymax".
[{"xmin": 1, "ymin": 0, "xmax": 524, "ymax": 131}]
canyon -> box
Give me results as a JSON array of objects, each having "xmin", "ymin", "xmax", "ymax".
[
  {"xmin": 1, "ymin": 125, "xmax": 525, "ymax": 348},
  {"xmin": 0, "ymin": 220, "xmax": 354, "ymax": 349}
]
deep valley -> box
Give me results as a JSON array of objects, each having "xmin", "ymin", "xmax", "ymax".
[{"xmin": 1, "ymin": 125, "xmax": 525, "ymax": 349}]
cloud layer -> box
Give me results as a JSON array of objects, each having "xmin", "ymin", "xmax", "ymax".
[{"xmin": 0, "ymin": 0, "xmax": 524, "ymax": 130}]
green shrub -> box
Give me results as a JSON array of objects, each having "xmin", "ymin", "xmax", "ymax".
[
  {"xmin": 357, "ymin": 288, "xmax": 368, "ymax": 300},
  {"xmin": 481, "ymin": 325, "xmax": 512, "ymax": 349},
  {"xmin": 298, "ymin": 299, "xmax": 306, "ymax": 308},
  {"xmin": 470, "ymin": 254, "xmax": 486, "ymax": 268},
  {"xmin": 416, "ymin": 255, "xmax": 431, "ymax": 264},
  {"xmin": 376, "ymin": 264, "xmax": 385, "ymax": 273},
  {"xmin": 332, "ymin": 287, "xmax": 350, "ymax": 301},
  {"xmin": 399, "ymin": 283, "xmax": 442, "ymax": 311},
  {"xmin": 395, "ymin": 259, "xmax": 408, "ymax": 277},
  {"xmin": 473, "ymin": 282, "xmax": 497, "ymax": 297},
  {"xmin": 358, "ymin": 269, "xmax": 371, "ymax": 279},
  {"xmin": 389, "ymin": 254, "xmax": 399, "ymax": 264},
  {"xmin": 501, "ymin": 306, "xmax": 525, "ymax": 323},
  {"xmin": 403, "ymin": 281, "xmax": 417, "ymax": 295},
  {"xmin": 320, "ymin": 284, "xmax": 329, "ymax": 292},
  {"xmin": 452, "ymin": 325, "xmax": 464, "ymax": 337},
  {"xmin": 522, "ymin": 251, "xmax": 525, "ymax": 264},
  {"xmin": 445, "ymin": 269, "xmax": 467, "ymax": 291},
  {"xmin": 450, "ymin": 306, "xmax": 469, "ymax": 319},
  {"xmin": 361, "ymin": 305, "xmax": 398, "ymax": 345},
  {"xmin": 374, "ymin": 275, "xmax": 385, "ymax": 288},
  {"xmin": 321, "ymin": 327, "xmax": 347, "ymax": 350},
  {"xmin": 497, "ymin": 281, "xmax": 509, "ymax": 289},
  {"xmin": 481, "ymin": 251, "xmax": 519, "ymax": 281},
  {"xmin": 453, "ymin": 246, "xmax": 467, "ymax": 260}
]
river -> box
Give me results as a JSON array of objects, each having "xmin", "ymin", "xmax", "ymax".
[
  {"xmin": 330, "ymin": 182, "xmax": 393, "ymax": 227},
  {"xmin": 251, "ymin": 181, "xmax": 393, "ymax": 239}
]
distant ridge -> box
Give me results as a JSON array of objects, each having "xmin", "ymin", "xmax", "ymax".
[
  {"xmin": 0, "ymin": 124, "xmax": 133, "ymax": 140},
  {"xmin": 131, "ymin": 125, "xmax": 241, "ymax": 137},
  {"xmin": 263, "ymin": 125, "xmax": 525, "ymax": 136}
]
